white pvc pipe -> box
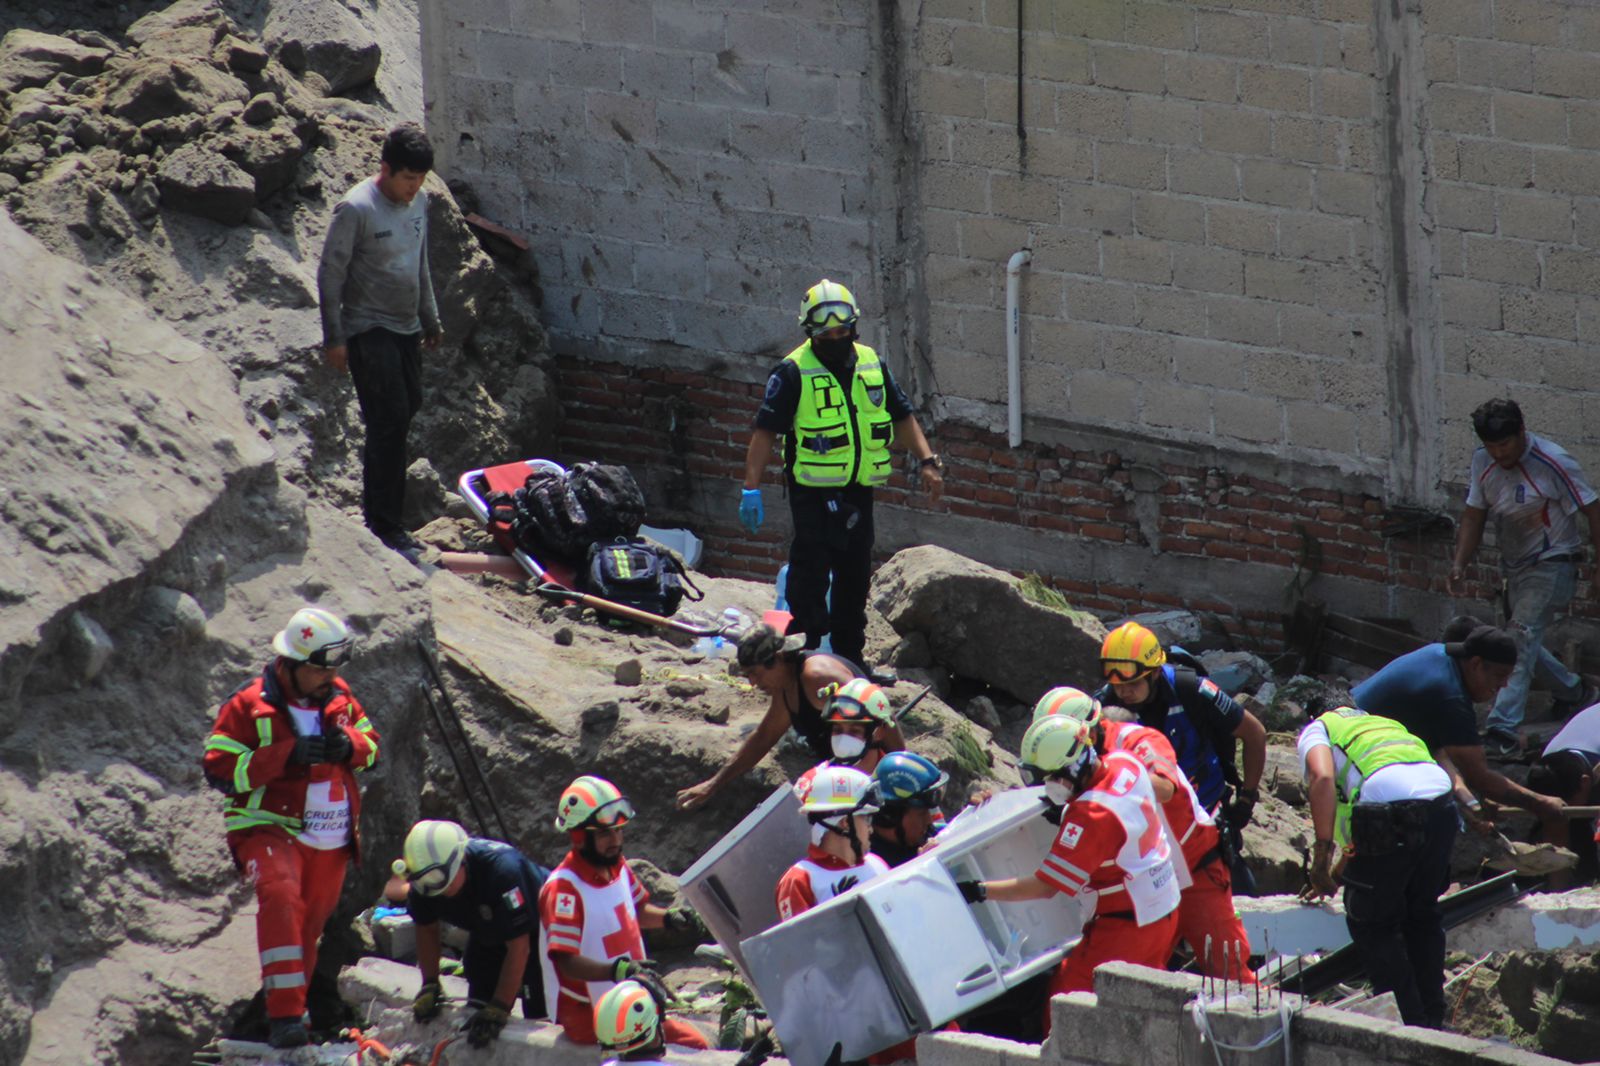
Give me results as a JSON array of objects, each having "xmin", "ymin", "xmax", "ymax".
[{"xmin": 1005, "ymin": 249, "xmax": 1031, "ymax": 448}]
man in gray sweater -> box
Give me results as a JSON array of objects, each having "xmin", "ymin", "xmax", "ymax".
[{"xmin": 317, "ymin": 123, "xmax": 443, "ymax": 557}]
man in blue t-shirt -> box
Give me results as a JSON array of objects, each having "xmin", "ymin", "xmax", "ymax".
[
  {"xmin": 1352, "ymin": 626, "xmax": 1563, "ymax": 826},
  {"xmin": 390, "ymin": 821, "xmax": 551, "ymax": 1048}
]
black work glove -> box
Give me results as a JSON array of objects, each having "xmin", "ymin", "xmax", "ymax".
[
  {"xmin": 289, "ymin": 735, "xmax": 327, "ymax": 764},
  {"xmin": 322, "ymin": 728, "xmax": 353, "ymax": 764},
  {"xmin": 956, "ymin": 881, "xmax": 987, "ymax": 905},
  {"xmin": 832, "ymin": 875, "xmax": 860, "ymax": 895},
  {"xmin": 612, "ymin": 957, "xmax": 671, "ymax": 1006},
  {"xmin": 1227, "ymin": 787, "xmax": 1260, "ymax": 830},
  {"xmin": 663, "ymin": 907, "xmax": 699, "ymax": 934},
  {"xmin": 411, "ymin": 979, "xmax": 445, "ymax": 1022},
  {"xmin": 465, "ymin": 999, "xmax": 511, "ymax": 1048}
]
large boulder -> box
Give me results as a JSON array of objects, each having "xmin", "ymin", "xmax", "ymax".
[
  {"xmin": 126, "ymin": 0, "xmax": 232, "ymax": 58},
  {"xmin": 871, "ymin": 545, "xmax": 1108, "ymax": 705},
  {"xmin": 216, "ymin": 118, "xmax": 311, "ymax": 199},
  {"xmin": 0, "ymin": 29, "xmax": 113, "ymax": 94},
  {"xmin": 155, "ymin": 142, "xmax": 257, "ymax": 224},
  {"xmin": 264, "ymin": 0, "xmax": 381, "ymax": 95},
  {"xmin": 103, "ymin": 56, "xmax": 249, "ymax": 126}
]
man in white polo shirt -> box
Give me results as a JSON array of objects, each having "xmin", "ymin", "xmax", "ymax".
[{"xmin": 1447, "ymin": 399, "xmax": 1600, "ymax": 757}]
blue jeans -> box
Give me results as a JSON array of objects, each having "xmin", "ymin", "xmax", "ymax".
[{"xmin": 1487, "ymin": 558, "xmax": 1581, "ymax": 736}]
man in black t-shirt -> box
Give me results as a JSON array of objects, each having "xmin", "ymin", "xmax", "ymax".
[{"xmin": 391, "ymin": 821, "xmax": 550, "ymax": 1047}]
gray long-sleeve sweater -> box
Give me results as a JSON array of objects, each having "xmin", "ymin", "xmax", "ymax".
[{"xmin": 316, "ymin": 176, "xmax": 440, "ymax": 347}]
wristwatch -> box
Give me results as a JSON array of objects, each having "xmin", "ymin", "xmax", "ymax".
[{"xmin": 918, "ymin": 454, "xmax": 943, "ymax": 471}]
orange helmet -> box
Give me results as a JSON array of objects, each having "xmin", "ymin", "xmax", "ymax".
[{"xmin": 1099, "ymin": 622, "xmax": 1166, "ymax": 684}]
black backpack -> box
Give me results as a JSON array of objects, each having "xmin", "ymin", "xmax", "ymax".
[
  {"xmin": 506, "ymin": 463, "xmax": 647, "ymax": 566},
  {"xmin": 585, "ymin": 537, "xmax": 702, "ymax": 617}
]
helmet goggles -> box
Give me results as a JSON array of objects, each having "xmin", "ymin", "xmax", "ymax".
[
  {"xmin": 302, "ymin": 639, "xmax": 354, "ymax": 669},
  {"xmin": 586, "ymin": 796, "xmax": 636, "ymax": 829},
  {"xmin": 407, "ymin": 859, "xmax": 455, "ymax": 896},
  {"xmin": 1101, "ymin": 658, "xmax": 1156, "ymax": 684},
  {"xmin": 804, "ymin": 302, "xmax": 857, "ymax": 335}
]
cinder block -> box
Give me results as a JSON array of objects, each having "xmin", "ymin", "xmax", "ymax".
[
  {"xmin": 1321, "ymin": 0, "xmax": 1371, "ymax": 22},
  {"xmin": 1569, "ymin": 102, "xmax": 1600, "ymax": 150},
  {"xmin": 1269, "ymin": 17, "xmax": 1336, "ymax": 67},
  {"xmin": 1502, "ymin": 289, "xmax": 1578, "ymax": 340},
  {"xmin": 630, "ymin": 146, "xmax": 705, "ymax": 202},
  {"xmin": 1029, "ymin": 225, "xmax": 1099, "ymax": 272},
  {"xmin": 1440, "ymin": 276, "xmax": 1503, "ymax": 329},
  {"xmin": 1201, "ymin": 105, "xmax": 1271, "ymax": 156},
  {"xmin": 922, "ymin": 164, "xmax": 988, "ymax": 211},
  {"xmin": 1542, "ymin": 341, "xmax": 1591, "ymax": 390},
  {"xmin": 1313, "ymin": 263, "xmax": 1381, "ymax": 315},
  {"xmin": 699, "ymin": 153, "xmax": 773, "ymax": 210},
  {"xmin": 656, "ymin": 101, "xmax": 729, "ymax": 153},
  {"xmin": 1128, "ymin": 96, "xmax": 1203, "ymax": 146},
  {"xmin": 475, "ymin": 30, "xmax": 550, "ymax": 81},
  {"xmin": 1423, "ymin": 36, "xmax": 1457, "ymax": 84},
  {"xmin": 1066, "ymin": 278, "xmax": 1138, "ymax": 325},
  {"xmin": 1029, "ymin": 318, "xmax": 1100, "ymax": 368},
  {"xmin": 766, "ymin": 68, "xmax": 841, "ymax": 116},
  {"xmin": 961, "ymin": 215, "xmax": 1032, "ymax": 261},
  {"xmin": 1533, "ymin": 49, "xmax": 1600, "ymax": 100},
  {"xmin": 924, "ymin": 208, "xmax": 963, "ymax": 255},
  {"xmin": 1173, "ymin": 337, "xmax": 1247, "ymax": 388},
  {"xmin": 624, "ymin": 51, "xmax": 696, "ymax": 101},
  {"xmin": 949, "ymin": 24, "xmax": 1018, "ymax": 75},
  {"xmin": 1206, "ymin": 203, "xmax": 1277, "ymax": 253},
  {"xmin": 1244, "ymin": 254, "xmax": 1315, "ymax": 304},
  {"xmin": 799, "ymin": 117, "xmax": 873, "ymax": 170},
  {"xmin": 582, "ymin": 0, "xmax": 656, "ymax": 47},
  {"xmin": 1123, "ymin": 3, "xmax": 1196, "ymax": 50},
  {"xmin": 1454, "ymin": 39, "xmax": 1535, "ymax": 93},
  {"xmin": 922, "ymin": 0, "xmax": 984, "ymax": 18},
  {"xmin": 1134, "ymin": 192, "xmax": 1206, "ymax": 243},
  {"xmin": 1173, "ymin": 244, "xmax": 1245, "ymax": 293},
  {"xmin": 1030, "ymin": 36, "xmax": 1093, "ymax": 85},
  {"xmin": 689, "ymin": 55, "xmax": 764, "ymax": 105},
  {"xmin": 1057, "ymin": 2, "xmax": 1123, "ymax": 41},
  {"xmin": 1170, "ymin": 149, "xmax": 1239, "ymax": 198},
  {"xmin": 958, "ymin": 306, "xmax": 1008, "ymax": 359},
  {"xmin": 1544, "ymin": 248, "xmax": 1600, "ymax": 294},
  {"xmin": 1103, "ymin": 236, "xmax": 1172, "ymax": 283},
  {"xmin": 547, "ymin": 42, "xmax": 625, "ymax": 91},
  {"xmin": 1096, "ymin": 141, "xmax": 1169, "ymax": 190},
  {"xmin": 450, "ymin": 75, "xmax": 517, "ymax": 128},
  {"xmin": 586, "ymin": 91, "xmax": 657, "ymax": 145},
  {"xmin": 1278, "ymin": 214, "xmax": 1353, "ymax": 262},
  {"xmin": 1280, "ymin": 304, "xmax": 1371, "ymax": 358},
  {"xmin": 1435, "ymin": 183, "xmax": 1495, "ymax": 234},
  {"xmin": 1494, "ymin": 91, "xmax": 1568, "ymax": 146},
  {"xmin": 1357, "ymin": 411, "xmax": 1392, "ymax": 457},
  {"xmin": 1196, "ymin": 10, "xmax": 1270, "ymax": 59},
  {"xmin": 1214, "ymin": 390, "xmax": 1283, "ymax": 442},
  {"xmin": 457, "ymin": 0, "xmax": 509, "ymax": 30},
  {"xmin": 1314, "ymin": 168, "xmax": 1374, "ymax": 216},
  {"xmin": 1142, "ymin": 379, "xmax": 1212, "ymax": 431},
  {"xmin": 1578, "ymin": 200, "xmax": 1600, "ymax": 247},
  {"xmin": 1093, "ymin": 46, "xmax": 1166, "ymax": 94},
  {"xmin": 767, "ymin": 165, "xmax": 853, "ymax": 220},
  {"xmin": 926, "ymin": 253, "xmax": 996, "ymax": 305},
  {"xmin": 1207, "ymin": 295, "xmax": 1280, "ymax": 346},
  {"xmin": 990, "ymin": 174, "xmax": 1061, "ymax": 222},
  {"xmin": 1240, "ymin": 64, "xmax": 1311, "ymax": 113},
  {"xmin": 1533, "ymin": 147, "xmax": 1600, "ymax": 196},
  {"xmin": 950, "ymin": 119, "xmax": 1023, "ymax": 169},
  {"xmin": 1339, "ymin": 23, "xmax": 1376, "ymax": 76},
  {"xmin": 1025, "ymin": 135, "xmax": 1095, "ymax": 181},
  {"xmin": 1241, "ymin": 158, "xmax": 1312, "ymax": 208},
  {"xmin": 1061, "ymin": 184, "xmax": 1133, "ymax": 233},
  {"xmin": 1572, "ymin": 7, "xmax": 1600, "ymax": 51},
  {"xmin": 1247, "ymin": 350, "xmax": 1321, "ymax": 401},
  {"xmin": 984, "ymin": 75, "xmax": 1056, "ymax": 128},
  {"xmin": 1272, "ymin": 116, "xmax": 1340, "ymax": 164},
  {"xmin": 1069, "ymin": 371, "xmax": 1140, "ymax": 423},
  {"xmin": 1316, "ymin": 69, "xmax": 1374, "ymax": 120},
  {"xmin": 633, "ymin": 243, "xmax": 706, "ymax": 295},
  {"xmin": 1056, "ymin": 87, "xmax": 1129, "ymax": 136},
  {"xmin": 1165, "ymin": 54, "xmax": 1238, "ymax": 103},
  {"xmin": 1430, "ymin": 86, "xmax": 1493, "ymax": 136},
  {"xmin": 1495, "ymin": 0, "xmax": 1564, "ymax": 45},
  {"xmin": 509, "ymin": 0, "xmax": 582, "ymax": 38},
  {"xmin": 1138, "ymin": 288, "xmax": 1210, "ymax": 335},
  {"xmin": 1464, "ymin": 234, "xmax": 1541, "ymax": 287},
  {"xmin": 729, "ymin": 111, "xmax": 804, "ymax": 163},
  {"xmin": 653, "ymin": 2, "xmax": 724, "ymax": 51},
  {"xmin": 1419, "ymin": 0, "xmax": 1491, "ymax": 36},
  {"xmin": 929, "ymin": 346, "xmax": 1004, "ymax": 403}
]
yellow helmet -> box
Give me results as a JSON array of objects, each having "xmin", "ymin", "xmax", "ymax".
[
  {"xmin": 392, "ymin": 819, "xmax": 469, "ymax": 896},
  {"xmin": 798, "ymin": 278, "xmax": 859, "ymax": 336},
  {"xmin": 1031, "ymin": 686, "xmax": 1102, "ymax": 727},
  {"xmin": 594, "ymin": 980, "xmax": 661, "ymax": 1053},
  {"xmin": 1018, "ymin": 715, "xmax": 1096, "ymax": 784},
  {"xmin": 1100, "ymin": 622, "xmax": 1166, "ymax": 683},
  {"xmin": 555, "ymin": 775, "xmax": 635, "ymax": 832}
]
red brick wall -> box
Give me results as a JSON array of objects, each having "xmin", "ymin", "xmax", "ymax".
[{"xmin": 552, "ymin": 357, "xmax": 1522, "ymax": 653}]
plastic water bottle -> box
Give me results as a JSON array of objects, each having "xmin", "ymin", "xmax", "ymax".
[{"xmin": 775, "ymin": 564, "xmax": 790, "ymax": 611}]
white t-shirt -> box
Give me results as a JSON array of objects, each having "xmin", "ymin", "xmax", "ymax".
[
  {"xmin": 289, "ymin": 705, "xmax": 353, "ymax": 850},
  {"xmin": 1543, "ymin": 703, "xmax": 1600, "ymax": 760},
  {"xmin": 1298, "ymin": 720, "xmax": 1451, "ymax": 803},
  {"xmin": 1465, "ymin": 432, "xmax": 1598, "ymax": 570}
]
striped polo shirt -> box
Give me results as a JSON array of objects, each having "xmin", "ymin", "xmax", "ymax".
[{"xmin": 1465, "ymin": 432, "xmax": 1597, "ymax": 569}]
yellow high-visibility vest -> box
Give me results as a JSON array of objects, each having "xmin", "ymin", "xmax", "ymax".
[{"xmin": 783, "ymin": 340, "xmax": 895, "ymax": 488}]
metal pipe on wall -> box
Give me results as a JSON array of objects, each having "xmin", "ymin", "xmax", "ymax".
[{"xmin": 1006, "ymin": 249, "xmax": 1031, "ymax": 448}]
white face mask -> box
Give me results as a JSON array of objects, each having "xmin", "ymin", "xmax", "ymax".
[
  {"xmin": 1044, "ymin": 779, "xmax": 1075, "ymax": 807},
  {"xmin": 831, "ymin": 734, "xmax": 868, "ymax": 762}
]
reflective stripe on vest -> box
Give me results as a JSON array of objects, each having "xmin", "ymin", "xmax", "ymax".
[
  {"xmin": 1316, "ymin": 709, "xmax": 1435, "ymax": 849},
  {"xmin": 784, "ymin": 341, "xmax": 895, "ymax": 488}
]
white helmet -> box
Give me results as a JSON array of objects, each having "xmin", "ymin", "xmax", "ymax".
[
  {"xmin": 392, "ymin": 819, "xmax": 469, "ymax": 896},
  {"xmin": 801, "ymin": 765, "xmax": 881, "ymax": 818},
  {"xmin": 272, "ymin": 607, "xmax": 353, "ymax": 668}
]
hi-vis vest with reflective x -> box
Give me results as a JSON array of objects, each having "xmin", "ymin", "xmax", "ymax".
[
  {"xmin": 783, "ymin": 340, "xmax": 895, "ymax": 488},
  {"xmin": 1316, "ymin": 708, "xmax": 1436, "ymax": 848}
]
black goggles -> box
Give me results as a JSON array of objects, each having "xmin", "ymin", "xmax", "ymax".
[
  {"xmin": 302, "ymin": 640, "xmax": 354, "ymax": 669},
  {"xmin": 408, "ymin": 860, "xmax": 454, "ymax": 895}
]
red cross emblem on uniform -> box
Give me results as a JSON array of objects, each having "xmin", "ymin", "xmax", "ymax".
[
  {"xmin": 600, "ymin": 902, "xmax": 641, "ymax": 959},
  {"xmin": 301, "ymin": 626, "xmax": 314, "ymax": 640}
]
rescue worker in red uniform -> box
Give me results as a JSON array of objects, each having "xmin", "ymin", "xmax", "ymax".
[
  {"xmin": 956, "ymin": 715, "xmax": 1180, "ymax": 1034},
  {"xmin": 201, "ymin": 607, "xmax": 379, "ymax": 1049},
  {"xmin": 776, "ymin": 764, "xmax": 891, "ymax": 920},
  {"xmin": 1034, "ymin": 687, "xmax": 1254, "ymax": 983},
  {"xmin": 537, "ymin": 776, "xmax": 709, "ymax": 1049}
]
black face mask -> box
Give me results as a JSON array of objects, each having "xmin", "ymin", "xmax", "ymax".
[{"xmin": 811, "ymin": 335, "xmax": 855, "ymax": 366}]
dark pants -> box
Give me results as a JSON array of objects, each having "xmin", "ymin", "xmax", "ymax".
[
  {"xmin": 786, "ymin": 482, "xmax": 875, "ymax": 668},
  {"xmin": 1341, "ymin": 798, "xmax": 1458, "ymax": 1028},
  {"xmin": 348, "ymin": 327, "xmax": 423, "ymax": 538},
  {"xmin": 463, "ymin": 935, "xmax": 546, "ymax": 1018}
]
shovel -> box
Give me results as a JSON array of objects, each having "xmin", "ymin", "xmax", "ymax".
[{"xmin": 1484, "ymin": 829, "xmax": 1578, "ymax": 875}]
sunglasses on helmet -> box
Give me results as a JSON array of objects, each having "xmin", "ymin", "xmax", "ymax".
[
  {"xmin": 304, "ymin": 640, "xmax": 354, "ymax": 669},
  {"xmin": 1101, "ymin": 658, "xmax": 1153, "ymax": 684}
]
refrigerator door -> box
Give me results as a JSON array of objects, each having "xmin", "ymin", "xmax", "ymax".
[
  {"xmin": 678, "ymin": 784, "xmax": 809, "ymax": 976},
  {"xmin": 741, "ymin": 892, "xmax": 911, "ymax": 1066}
]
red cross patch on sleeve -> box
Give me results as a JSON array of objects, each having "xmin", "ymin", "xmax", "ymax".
[
  {"xmin": 554, "ymin": 892, "xmax": 576, "ymax": 919},
  {"xmin": 1061, "ymin": 823, "xmax": 1084, "ymax": 848}
]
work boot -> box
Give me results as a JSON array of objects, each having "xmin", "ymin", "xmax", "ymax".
[
  {"xmin": 1550, "ymin": 678, "xmax": 1600, "ymax": 720},
  {"xmin": 268, "ymin": 1017, "xmax": 309, "ymax": 1049}
]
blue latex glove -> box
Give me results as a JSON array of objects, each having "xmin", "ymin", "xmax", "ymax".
[{"xmin": 739, "ymin": 488, "xmax": 764, "ymax": 533}]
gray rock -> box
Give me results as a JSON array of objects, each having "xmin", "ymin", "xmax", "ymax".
[
  {"xmin": 66, "ymin": 611, "xmax": 115, "ymax": 683},
  {"xmin": 216, "ymin": 35, "xmax": 269, "ymax": 74},
  {"xmin": 216, "ymin": 119, "xmax": 309, "ymax": 199},
  {"xmin": 402, "ymin": 458, "xmax": 449, "ymax": 532},
  {"xmin": 104, "ymin": 57, "xmax": 249, "ymax": 127},
  {"xmin": 1128, "ymin": 609, "xmax": 1203, "ymax": 648},
  {"xmin": 889, "ymin": 630, "xmax": 932, "ymax": 669},
  {"xmin": 126, "ymin": 0, "xmax": 230, "ymax": 58},
  {"xmin": 1276, "ymin": 675, "xmax": 1354, "ymax": 720},
  {"xmin": 240, "ymin": 92, "xmax": 280, "ymax": 126},
  {"xmin": 126, "ymin": 177, "xmax": 160, "ymax": 221},
  {"xmin": 871, "ymin": 545, "xmax": 1107, "ymax": 705},
  {"xmin": 613, "ymin": 659, "xmax": 643, "ymax": 686},
  {"xmin": 0, "ymin": 29, "xmax": 113, "ymax": 94},
  {"xmin": 140, "ymin": 587, "xmax": 207, "ymax": 643},
  {"xmin": 666, "ymin": 678, "xmax": 707, "ymax": 699},
  {"xmin": 1199, "ymin": 649, "xmax": 1274, "ymax": 695},
  {"xmin": 702, "ymin": 705, "xmax": 730, "ymax": 725},
  {"xmin": 965, "ymin": 695, "xmax": 1002, "ymax": 732},
  {"xmin": 264, "ymin": 0, "xmax": 381, "ymax": 95},
  {"xmin": 552, "ymin": 627, "xmax": 574, "ymax": 647},
  {"xmin": 156, "ymin": 143, "xmax": 255, "ymax": 224},
  {"xmin": 581, "ymin": 700, "xmax": 621, "ymax": 731}
]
